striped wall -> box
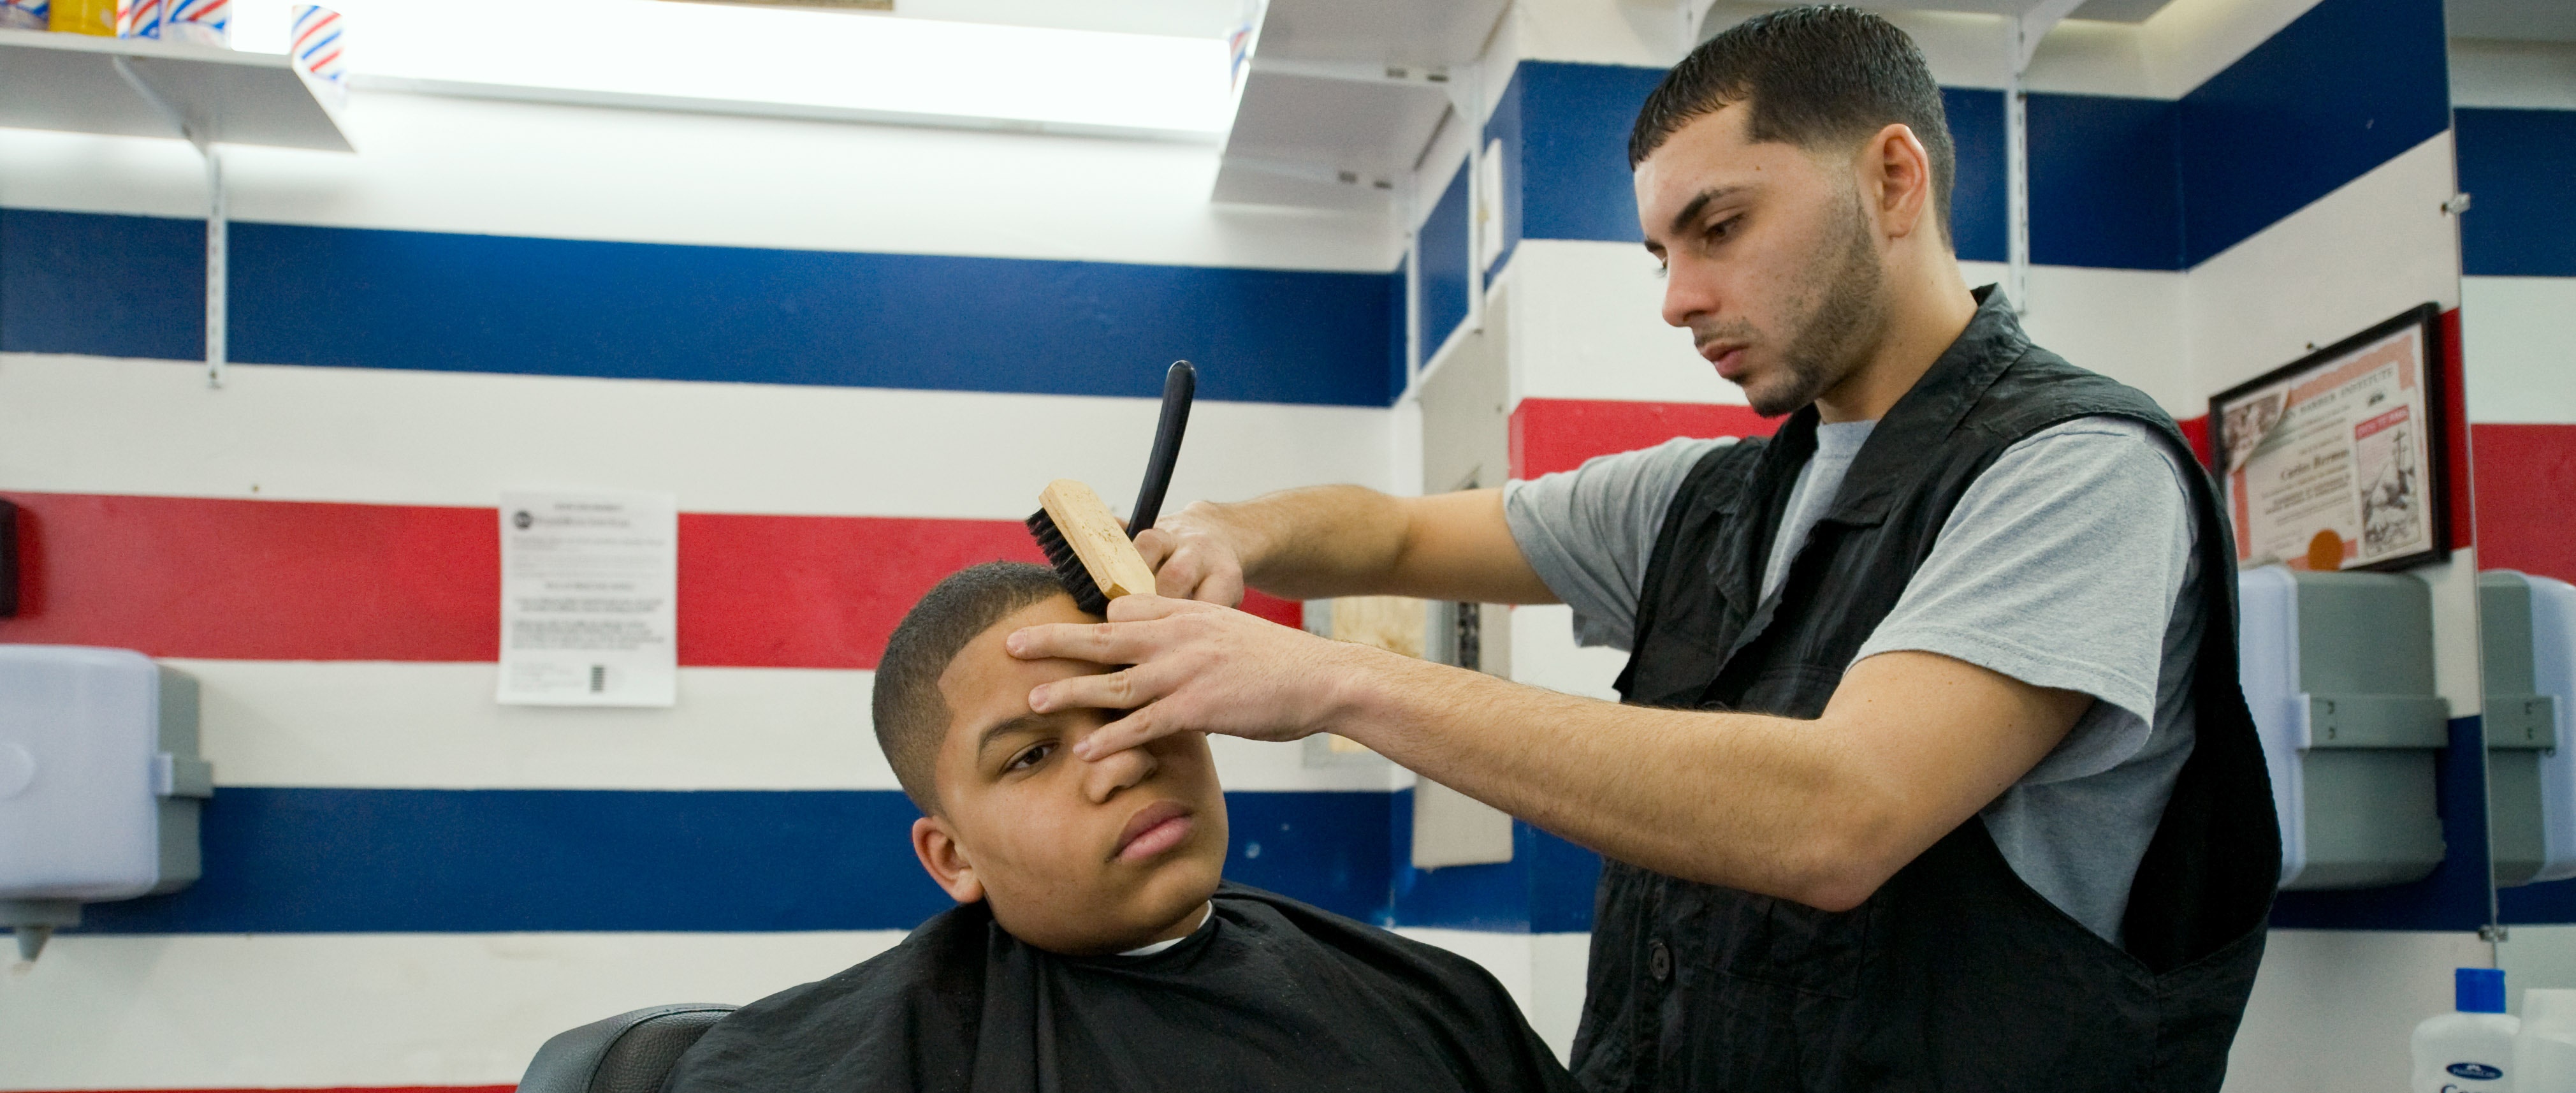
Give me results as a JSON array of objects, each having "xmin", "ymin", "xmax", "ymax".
[
  {"xmin": 2457, "ymin": 89, "xmax": 2576, "ymax": 925},
  {"xmin": 0, "ymin": 0, "xmax": 2525, "ymax": 1088},
  {"xmin": 0, "ymin": 67, "xmax": 1427, "ymax": 1086}
]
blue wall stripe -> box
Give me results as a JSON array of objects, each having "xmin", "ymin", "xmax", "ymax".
[
  {"xmin": 75, "ymin": 788, "xmax": 1396, "ymax": 934},
  {"xmin": 2178, "ymin": 0, "xmax": 2450, "ymax": 266},
  {"xmin": 1386, "ymin": 260, "xmax": 1409, "ymax": 393},
  {"xmin": 1481, "ymin": 64, "xmax": 2037, "ymax": 267},
  {"xmin": 1942, "ymin": 87, "xmax": 2009, "ymax": 265},
  {"xmin": 1511, "ymin": 62, "xmax": 1668, "ymax": 249},
  {"xmin": 1481, "ymin": 70, "xmax": 1525, "ymax": 281},
  {"xmin": 2455, "ymin": 108, "xmax": 2576, "ymax": 278},
  {"xmin": 2028, "ymin": 92, "xmax": 2183, "ymax": 270},
  {"xmin": 1416, "ymin": 165, "xmax": 1471, "ymax": 358},
  {"xmin": 1, "ymin": 208, "xmax": 206, "ymax": 362},
  {"xmin": 1497, "ymin": 0, "xmax": 2449, "ymax": 275},
  {"xmin": 2271, "ymin": 716, "xmax": 2493, "ymax": 931},
  {"xmin": 1386, "ymin": 789, "xmax": 1603, "ymax": 934},
  {"xmin": 0, "ymin": 210, "xmax": 1400, "ymax": 407}
]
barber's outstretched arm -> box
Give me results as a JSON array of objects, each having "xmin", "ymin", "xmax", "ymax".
[
  {"xmin": 1010, "ymin": 597, "xmax": 2090, "ymax": 912},
  {"xmin": 1137, "ymin": 486, "xmax": 1558, "ymax": 607}
]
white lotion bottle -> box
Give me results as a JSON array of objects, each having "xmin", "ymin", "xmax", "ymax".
[
  {"xmin": 2418, "ymin": 967, "xmax": 2519, "ymax": 1092},
  {"xmin": 2517, "ymin": 988, "xmax": 2576, "ymax": 1093}
]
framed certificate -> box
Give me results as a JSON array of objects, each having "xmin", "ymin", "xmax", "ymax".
[{"xmin": 2209, "ymin": 304, "xmax": 2450, "ymax": 573}]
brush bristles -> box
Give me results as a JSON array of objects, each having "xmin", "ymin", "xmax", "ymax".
[{"xmin": 1026, "ymin": 509, "xmax": 1111, "ymax": 616}]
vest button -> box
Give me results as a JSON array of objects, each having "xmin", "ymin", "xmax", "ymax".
[{"xmin": 1648, "ymin": 939, "xmax": 1671, "ymax": 982}]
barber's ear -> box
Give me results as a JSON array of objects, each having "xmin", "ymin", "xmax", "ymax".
[
  {"xmin": 912, "ymin": 816, "xmax": 986, "ymax": 906},
  {"xmin": 1858, "ymin": 121, "xmax": 1934, "ymax": 240}
]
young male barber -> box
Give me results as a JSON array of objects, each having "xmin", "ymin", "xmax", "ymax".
[{"xmin": 1010, "ymin": 6, "xmax": 2279, "ymax": 1088}]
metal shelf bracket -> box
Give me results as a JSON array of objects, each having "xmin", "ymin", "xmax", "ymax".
[
  {"xmin": 110, "ymin": 55, "xmax": 229, "ymax": 390},
  {"xmin": 2005, "ymin": 0, "xmax": 2084, "ymax": 318}
]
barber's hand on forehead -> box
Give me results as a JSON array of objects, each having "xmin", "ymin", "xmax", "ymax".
[
  {"xmin": 1132, "ymin": 503, "xmax": 1246, "ymax": 606},
  {"xmin": 1007, "ymin": 594, "xmax": 1358, "ymax": 760}
]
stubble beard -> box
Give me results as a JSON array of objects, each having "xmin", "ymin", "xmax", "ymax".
[{"xmin": 1717, "ymin": 190, "xmax": 1889, "ymax": 418}]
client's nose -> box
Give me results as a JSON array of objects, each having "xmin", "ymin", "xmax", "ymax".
[{"xmin": 1077, "ymin": 727, "xmax": 1159, "ymax": 802}]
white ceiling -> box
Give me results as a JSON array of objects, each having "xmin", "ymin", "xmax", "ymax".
[
  {"xmin": 2447, "ymin": 0, "xmax": 2576, "ymax": 43},
  {"xmin": 697, "ymin": 0, "xmax": 1250, "ymax": 39}
]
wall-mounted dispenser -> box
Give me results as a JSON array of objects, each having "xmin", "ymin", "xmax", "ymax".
[
  {"xmin": 2239, "ymin": 567, "xmax": 2452, "ymax": 889},
  {"xmin": 2483, "ymin": 571, "xmax": 2576, "ymax": 888},
  {"xmin": 0, "ymin": 646, "xmax": 211, "ymax": 962}
]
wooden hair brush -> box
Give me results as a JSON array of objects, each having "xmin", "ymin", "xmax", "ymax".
[{"xmin": 1026, "ymin": 361, "xmax": 1195, "ymax": 615}]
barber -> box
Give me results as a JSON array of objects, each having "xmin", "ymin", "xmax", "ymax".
[{"xmin": 1011, "ymin": 6, "xmax": 2278, "ymax": 1089}]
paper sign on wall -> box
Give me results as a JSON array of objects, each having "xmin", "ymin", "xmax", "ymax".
[{"xmin": 496, "ymin": 490, "xmax": 678, "ymax": 707}]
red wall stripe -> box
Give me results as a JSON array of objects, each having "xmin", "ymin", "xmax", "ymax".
[
  {"xmin": 0, "ymin": 493, "xmax": 1301, "ymax": 666},
  {"xmin": 2471, "ymin": 423, "xmax": 2576, "ymax": 584},
  {"xmin": 1508, "ymin": 398, "xmax": 1780, "ymax": 480},
  {"xmin": 2442, "ymin": 307, "xmax": 2477, "ymax": 551}
]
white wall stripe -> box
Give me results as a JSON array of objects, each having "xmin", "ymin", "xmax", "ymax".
[
  {"xmin": 0, "ymin": 91, "xmax": 1398, "ymax": 273},
  {"xmin": 0, "ymin": 930, "xmax": 912, "ymax": 1088},
  {"xmin": 172, "ymin": 659, "xmax": 1398, "ymax": 793},
  {"xmin": 2463, "ymin": 277, "xmax": 2576, "ymax": 426},
  {"xmin": 1499, "ymin": 240, "xmax": 2198, "ymax": 415},
  {"xmin": 0, "ymin": 355, "xmax": 1395, "ymax": 518},
  {"xmin": 2183, "ymin": 131, "xmax": 2462, "ymax": 398},
  {"xmin": 0, "ymin": 927, "xmax": 1576, "ymax": 1088},
  {"xmin": 1390, "ymin": 927, "xmax": 1593, "ymax": 1064}
]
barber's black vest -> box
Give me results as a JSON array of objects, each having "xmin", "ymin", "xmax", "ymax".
[{"xmin": 1570, "ymin": 291, "xmax": 2279, "ymax": 1092}]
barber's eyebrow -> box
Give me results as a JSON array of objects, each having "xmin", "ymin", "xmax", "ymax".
[{"xmin": 1667, "ymin": 185, "xmax": 1747, "ymax": 237}]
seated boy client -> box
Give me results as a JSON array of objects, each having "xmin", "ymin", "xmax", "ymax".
[{"xmin": 664, "ymin": 561, "xmax": 1575, "ymax": 1092}]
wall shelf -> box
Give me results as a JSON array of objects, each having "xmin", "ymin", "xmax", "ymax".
[
  {"xmin": 0, "ymin": 27, "xmax": 349, "ymax": 150},
  {"xmin": 0, "ymin": 27, "xmax": 353, "ymax": 387}
]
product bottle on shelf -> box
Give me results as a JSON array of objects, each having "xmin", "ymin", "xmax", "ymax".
[
  {"xmin": 2519, "ymin": 989, "xmax": 2576, "ymax": 1093},
  {"xmin": 47, "ymin": 0, "xmax": 115, "ymax": 36},
  {"xmin": 2417, "ymin": 968, "xmax": 2521, "ymax": 1092}
]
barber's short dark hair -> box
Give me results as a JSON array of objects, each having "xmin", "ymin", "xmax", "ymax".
[
  {"xmin": 873, "ymin": 561, "xmax": 1081, "ymax": 814},
  {"xmin": 1629, "ymin": 4, "xmax": 1954, "ymax": 240}
]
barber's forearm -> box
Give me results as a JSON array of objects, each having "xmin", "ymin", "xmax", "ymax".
[
  {"xmin": 1213, "ymin": 485, "xmax": 1415, "ymax": 599},
  {"xmin": 1215, "ymin": 487, "xmax": 1557, "ymax": 605},
  {"xmin": 1325, "ymin": 652, "xmax": 1901, "ymax": 910}
]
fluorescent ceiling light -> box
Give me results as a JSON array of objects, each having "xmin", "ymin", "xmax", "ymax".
[{"xmin": 228, "ymin": 0, "xmax": 1246, "ymax": 138}]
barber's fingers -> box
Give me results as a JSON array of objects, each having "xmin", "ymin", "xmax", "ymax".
[
  {"xmin": 1152, "ymin": 539, "xmax": 1246, "ymax": 606},
  {"xmin": 1133, "ymin": 527, "xmax": 1179, "ymax": 570},
  {"xmin": 1007, "ymin": 620, "xmax": 1149, "ymax": 664},
  {"xmin": 1078, "ymin": 707, "xmax": 1182, "ymax": 763},
  {"xmin": 1029, "ymin": 664, "xmax": 1169, "ymax": 719},
  {"xmin": 1137, "ymin": 511, "xmax": 1249, "ymax": 606}
]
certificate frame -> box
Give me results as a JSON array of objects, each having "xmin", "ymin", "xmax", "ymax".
[{"xmin": 2208, "ymin": 303, "xmax": 2450, "ymax": 575}]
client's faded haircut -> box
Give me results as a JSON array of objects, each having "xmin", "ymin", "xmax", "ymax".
[{"xmin": 873, "ymin": 561, "xmax": 1079, "ymax": 814}]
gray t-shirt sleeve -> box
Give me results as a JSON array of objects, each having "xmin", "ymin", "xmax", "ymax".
[
  {"xmin": 1852, "ymin": 417, "xmax": 2198, "ymax": 785},
  {"xmin": 1502, "ymin": 436, "xmax": 1735, "ymax": 650}
]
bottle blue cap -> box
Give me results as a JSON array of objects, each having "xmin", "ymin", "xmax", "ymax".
[{"xmin": 2459, "ymin": 967, "xmax": 2508, "ymax": 1013}]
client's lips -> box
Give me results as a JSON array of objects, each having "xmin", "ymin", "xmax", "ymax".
[{"xmin": 1113, "ymin": 800, "xmax": 1195, "ymax": 863}]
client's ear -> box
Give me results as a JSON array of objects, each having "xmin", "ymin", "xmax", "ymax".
[{"xmin": 912, "ymin": 816, "xmax": 985, "ymax": 905}]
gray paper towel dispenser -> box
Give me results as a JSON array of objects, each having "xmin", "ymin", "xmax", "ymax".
[
  {"xmin": 0, "ymin": 647, "xmax": 211, "ymax": 962},
  {"xmin": 2239, "ymin": 566, "xmax": 2452, "ymax": 890},
  {"xmin": 2484, "ymin": 571, "xmax": 2576, "ymax": 888}
]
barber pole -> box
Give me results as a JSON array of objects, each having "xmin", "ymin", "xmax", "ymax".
[
  {"xmin": 0, "ymin": 0, "xmax": 47, "ymax": 31},
  {"xmin": 159, "ymin": 0, "xmax": 223, "ymax": 45},
  {"xmin": 114, "ymin": 0, "xmax": 157, "ymax": 38},
  {"xmin": 291, "ymin": 4, "xmax": 347, "ymax": 103}
]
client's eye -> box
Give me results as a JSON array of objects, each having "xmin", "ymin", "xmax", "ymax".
[{"xmin": 1005, "ymin": 742, "xmax": 1057, "ymax": 772}]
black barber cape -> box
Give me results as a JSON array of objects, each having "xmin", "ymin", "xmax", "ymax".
[{"xmin": 663, "ymin": 883, "xmax": 1578, "ymax": 1093}]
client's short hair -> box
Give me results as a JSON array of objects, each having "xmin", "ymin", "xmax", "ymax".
[{"xmin": 873, "ymin": 561, "xmax": 1077, "ymax": 813}]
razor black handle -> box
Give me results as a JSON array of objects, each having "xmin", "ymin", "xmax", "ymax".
[{"xmin": 1128, "ymin": 361, "xmax": 1195, "ymax": 539}]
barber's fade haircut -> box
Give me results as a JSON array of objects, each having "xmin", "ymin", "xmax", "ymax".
[
  {"xmin": 873, "ymin": 561, "xmax": 1082, "ymax": 814},
  {"xmin": 1629, "ymin": 4, "xmax": 1957, "ymax": 242}
]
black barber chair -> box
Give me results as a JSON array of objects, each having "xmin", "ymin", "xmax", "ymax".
[{"xmin": 518, "ymin": 1002, "xmax": 739, "ymax": 1093}]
